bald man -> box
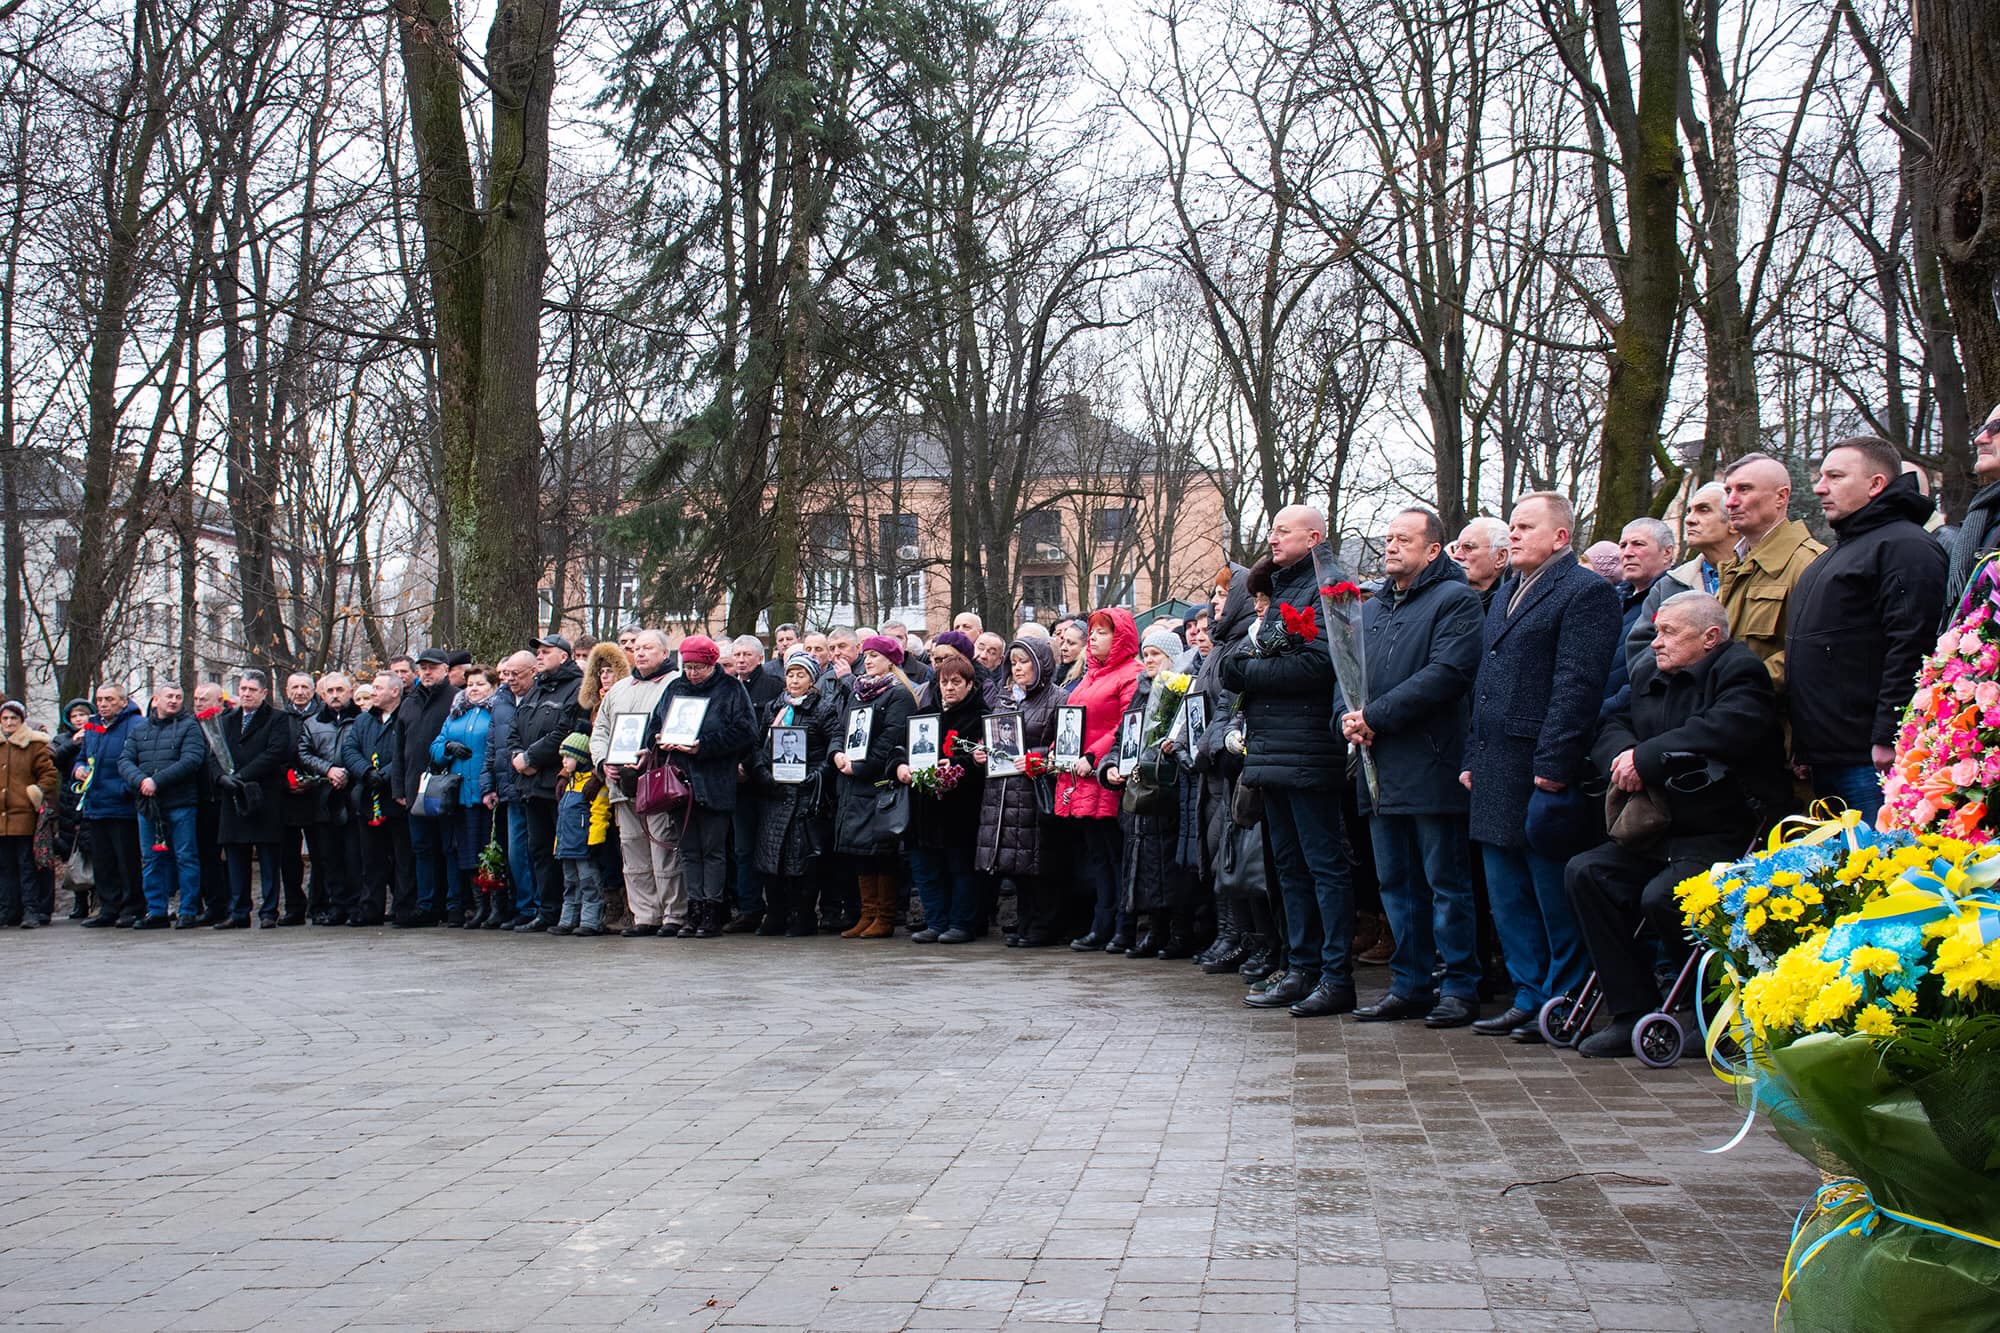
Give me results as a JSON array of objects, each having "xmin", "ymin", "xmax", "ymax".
[
  {"xmin": 1220, "ymin": 503, "xmax": 1358, "ymax": 1018},
  {"xmin": 1717, "ymin": 453, "xmax": 1823, "ymax": 690}
]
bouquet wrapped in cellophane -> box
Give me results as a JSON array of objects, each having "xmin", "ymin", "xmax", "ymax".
[{"xmin": 1681, "ymin": 573, "xmax": 2000, "ymax": 1329}]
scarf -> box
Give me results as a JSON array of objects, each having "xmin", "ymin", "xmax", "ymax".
[{"xmin": 1946, "ymin": 479, "xmax": 2000, "ymax": 624}]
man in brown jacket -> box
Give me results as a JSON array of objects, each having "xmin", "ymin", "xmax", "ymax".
[{"xmin": 1718, "ymin": 453, "xmax": 1824, "ymax": 691}]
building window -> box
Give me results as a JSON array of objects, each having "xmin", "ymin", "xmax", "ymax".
[
  {"xmin": 809, "ymin": 512, "xmax": 850, "ymax": 559},
  {"xmin": 1021, "ymin": 575, "xmax": 1065, "ymax": 616},
  {"xmin": 54, "ymin": 534, "xmax": 78, "ymax": 569},
  {"xmin": 1092, "ymin": 507, "xmax": 1129, "ymax": 544},
  {"xmin": 877, "ymin": 570, "xmax": 924, "ymax": 614},
  {"xmin": 54, "ymin": 598, "xmax": 69, "ymax": 632},
  {"xmin": 877, "ymin": 512, "xmax": 919, "ymax": 561},
  {"xmin": 1093, "ymin": 572, "xmax": 1134, "ymax": 609},
  {"xmin": 1019, "ymin": 510, "xmax": 1061, "ymax": 559},
  {"xmin": 537, "ymin": 587, "xmax": 554, "ymax": 627}
]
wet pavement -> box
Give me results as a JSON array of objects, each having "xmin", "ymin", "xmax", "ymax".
[{"xmin": 0, "ymin": 923, "xmax": 1816, "ymax": 1330}]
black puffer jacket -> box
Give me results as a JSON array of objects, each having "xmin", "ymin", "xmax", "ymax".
[
  {"xmin": 1118, "ymin": 673, "xmax": 1183, "ymax": 913},
  {"xmin": 1786, "ymin": 473, "xmax": 1948, "ymax": 766},
  {"xmin": 115, "ymin": 711, "xmax": 206, "ymax": 809},
  {"xmin": 1217, "ymin": 545, "xmax": 1345, "ymax": 789},
  {"xmin": 508, "ymin": 659, "xmax": 584, "ymax": 800},
  {"xmin": 648, "ymin": 668, "xmax": 757, "ymax": 812},
  {"xmin": 754, "ymin": 685, "xmax": 843, "ymax": 878},
  {"xmin": 1357, "ymin": 551, "xmax": 1483, "ymax": 817},
  {"xmin": 911, "ymin": 692, "xmax": 988, "ymax": 851},
  {"xmin": 976, "ymin": 637, "xmax": 1060, "ymax": 877},
  {"xmin": 1196, "ymin": 568, "xmax": 1256, "ymax": 873},
  {"xmin": 397, "ymin": 679, "xmax": 456, "ymax": 808}
]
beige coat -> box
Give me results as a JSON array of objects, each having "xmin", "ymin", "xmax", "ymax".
[{"xmin": 1718, "ymin": 518, "xmax": 1825, "ymax": 692}]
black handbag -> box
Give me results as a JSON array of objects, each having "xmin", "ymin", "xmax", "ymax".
[
  {"xmin": 838, "ymin": 780, "xmax": 910, "ymax": 851},
  {"xmin": 1122, "ymin": 758, "xmax": 1176, "ymax": 816},
  {"xmin": 1214, "ymin": 820, "xmax": 1268, "ymax": 902}
]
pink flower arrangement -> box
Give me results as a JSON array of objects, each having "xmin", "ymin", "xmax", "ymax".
[{"xmin": 1882, "ymin": 574, "xmax": 2000, "ymax": 840}]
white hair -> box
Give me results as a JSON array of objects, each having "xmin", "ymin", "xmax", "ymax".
[
  {"xmin": 728, "ymin": 635, "xmax": 764, "ymax": 655},
  {"xmin": 1658, "ymin": 591, "xmax": 1729, "ymax": 637},
  {"xmin": 1459, "ymin": 516, "xmax": 1509, "ymax": 547}
]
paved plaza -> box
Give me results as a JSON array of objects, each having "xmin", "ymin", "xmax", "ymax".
[{"xmin": 0, "ymin": 926, "xmax": 1816, "ymax": 1331}]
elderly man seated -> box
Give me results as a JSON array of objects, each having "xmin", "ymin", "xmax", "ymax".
[{"xmin": 1564, "ymin": 592, "xmax": 1792, "ymax": 1058}]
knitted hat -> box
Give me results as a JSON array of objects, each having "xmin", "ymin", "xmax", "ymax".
[
  {"xmin": 931, "ymin": 630, "xmax": 975, "ymax": 661},
  {"xmin": 1141, "ymin": 627, "xmax": 1183, "ymax": 660},
  {"xmin": 783, "ymin": 649, "xmax": 823, "ymax": 683},
  {"xmin": 560, "ymin": 731, "xmax": 592, "ymax": 764},
  {"xmin": 0, "ymin": 699, "xmax": 24, "ymax": 720},
  {"xmin": 859, "ymin": 634, "xmax": 905, "ymax": 666},
  {"xmin": 678, "ymin": 634, "xmax": 721, "ymax": 665}
]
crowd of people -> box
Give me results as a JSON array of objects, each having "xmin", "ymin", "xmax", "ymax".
[{"xmin": 3, "ymin": 410, "xmax": 1996, "ymax": 1063}]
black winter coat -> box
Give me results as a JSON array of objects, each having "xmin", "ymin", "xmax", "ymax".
[
  {"xmin": 1217, "ymin": 546, "xmax": 1345, "ymax": 789},
  {"xmin": 912, "ymin": 693, "xmax": 988, "ymax": 850},
  {"xmin": 486, "ymin": 689, "xmax": 522, "ymax": 802},
  {"xmin": 1465, "ymin": 549, "xmax": 1622, "ymax": 849},
  {"xmin": 216, "ymin": 702, "xmax": 292, "ymax": 845},
  {"xmin": 832, "ymin": 679, "xmax": 917, "ymax": 856},
  {"xmin": 1593, "ymin": 640, "xmax": 1792, "ymax": 861},
  {"xmin": 976, "ymin": 636, "xmax": 1060, "ymax": 877},
  {"xmin": 649, "ymin": 669, "xmax": 757, "ymax": 813},
  {"xmin": 398, "ymin": 679, "xmax": 457, "ymax": 810},
  {"xmin": 1358, "ymin": 553, "xmax": 1483, "ymax": 817},
  {"xmin": 508, "ymin": 660, "xmax": 585, "ymax": 801},
  {"xmin": 340, "ymin": 707, "xmax": 404, "ymax": 812},
  {"xmin": 754, "ymin": 686, "xmax": 842, "ymax": 877},
  {"xmin": 116, "ymin": 711, "xmax": 206, "ymax": 808},
  {"xmin": 1118, "ymin": 674, "xmax": 1183, "ymax": 913},
  {"xmin": 1786, "ymin": 474, "xmax": 1947, "ymax": 765},
  {"xmin": 278, "ymin": 703, "xmax": 323, "ymax": 826}
]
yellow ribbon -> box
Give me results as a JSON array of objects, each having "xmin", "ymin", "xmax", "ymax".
[
  {"xmin": 1777, "ymin": 1177, "xmax": 2000, "ymax": 1327},
  {"xmin": 1764, "ymin": 803, "xmax": 1865, "ymax": 853},
  {"xmin": 1844, "ymin": 846, "xmax": 2000, "ymax": 945}
]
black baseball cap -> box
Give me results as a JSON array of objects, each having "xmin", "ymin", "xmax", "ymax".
[{"xmin": 528, "ymin": 634, "xmax": 573, "ymax": 654}]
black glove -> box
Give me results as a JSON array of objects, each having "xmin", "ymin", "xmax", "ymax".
[
  {"xmin": 443, "ymin": 741, "xmax": 473, "ymax": 762},
  {"xmin": 216, "ymin": 774, "xmax": 242, "ymax": 794}
]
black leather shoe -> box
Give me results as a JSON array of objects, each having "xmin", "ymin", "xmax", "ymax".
[
  {"xmin": 1510, "ymin": 1022, "xmax": 1546, "ymax": 1044},
  {"xmin": 1289, "ymin": 981, "xmax": 1358, "ymax": 1017},
  {"xmin": 81, "ymin": 916, "xmax": 118, "ymax": 929},
  {"xmin": 1104, "ymin": 934, "xmax": 1131, "ymax": 953},
  {"xmin": 213, "ymin": 917, "xmax": 250, "ymax": 930},
  {"xmin": 1243, "ymin": 971, "xmax": 1317, "ymax": 1008},
  {"xmin": 1125, "ymin": 930, "xmax": 1160, "ymax": 959},
  {"xmin": 619, "ymin": 925, "xmax": 651, "ymax": 937},
  {"xmin": 1424, "ymin": 996, "xmax": 1479, "ymax": 1028},
  {"xmin": 1237, "ymin": 943, "xmax": 1273, "ymax": 978},
  {"xmin": 1354, "ymin": 992, "xmax": 1433, "ymax": 1023},
  {"xmin": 173, "ymin": 917, "xmax": 199, "ymax": 930},
  {"xmin": 1069, "ymin": 931, "xmax": 1108, "ymax": 952},
  {"xmin": 132, "ymin": 915, "xmax": 171, "ymax": 931},
  {"xmin": 1017, "ymin": 934, "xmax": 1056, "ymax": 948},
  {"xmin": 1472, "ymin": 1004, "xmax": 1534, "ymax": 1035},
  {"xmin": 722, "ymin": 912, "xmax": 759, "ymax": 934}
]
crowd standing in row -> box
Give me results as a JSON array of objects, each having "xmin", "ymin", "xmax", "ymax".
[{"xmin": 3, "ymin": 408, "xmax": 1997, "ymax": 1060}]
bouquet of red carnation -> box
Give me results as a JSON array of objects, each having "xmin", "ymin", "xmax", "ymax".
[
  {"xmin": 473, "ymin": 838, "xmax": 509, "ymax": 895},
  {"xmin": 285, "ymin": 767, "xmax": 325, "ymax": 794}
]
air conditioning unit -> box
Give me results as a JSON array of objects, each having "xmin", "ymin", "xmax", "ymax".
[
  {"xmin": 1037, "ymin": 544, "xmax": 1065, "ymax": 562},
  {"xmin": 896, "ymin": 544, "xmax": 920, "ymax": 561}
]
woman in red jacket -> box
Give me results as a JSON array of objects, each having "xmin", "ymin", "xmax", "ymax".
[{"xmin": 1055, "ymin": 608, "xmax": 1139, "ymax": 951}]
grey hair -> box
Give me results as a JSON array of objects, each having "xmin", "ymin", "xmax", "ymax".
[
  {"xmin": 728, "ymin": 635, "xmax": 764, "ymax": 655},
  {"xmin": 1459, "ymin": 516, "xmax": 1509, "ymax": 548},
  {"xmin": 1658, "ymin": 591, "xmax": 1729, "ymax": 637},
  {"xmin": 238, "ymin": 669, "xmax": 270, "ymax": 692},
  {"xmin": 1621, "ymin": 516, "xmax": 1677, "ymax": 555},
  {"xmin": 634, "ymin": 630, "xmax": 669, "ymax": 652}
]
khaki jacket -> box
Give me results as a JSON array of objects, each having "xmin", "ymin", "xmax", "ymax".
[{"xmin": 1718, "ymin": 518, "xmax": 1825, "ymax": 692}]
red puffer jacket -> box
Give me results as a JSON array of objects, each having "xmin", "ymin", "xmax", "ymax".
[{"xmin": 1054, "ymin": 608, "xmax": 1139, "ymax": 820}]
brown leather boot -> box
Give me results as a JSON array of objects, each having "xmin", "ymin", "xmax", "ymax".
[
  {"xmin": 841, "ymin": 876, "xmax": 877, "ymax": 938},
  {"xmin": 860, "ymin": 875, "xmax": 896, "ymax": 938}
]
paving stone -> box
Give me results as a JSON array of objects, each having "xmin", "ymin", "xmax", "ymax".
[{"xmin": 0, "ymin": 925, "xmax": 1816, "ymax": 1329}]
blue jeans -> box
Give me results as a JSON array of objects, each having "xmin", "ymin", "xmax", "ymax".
[
  {"xmin": 408, "ymin": 813, "xmax": 449, "ymax": 915},
  {"xmin": 910, "ymin": 845, "xmax": 978, "ymax": 935},
  {"xmin": 1813, "ymin": 765, "xmax": 1883, "ymax": 824},
  {"xmin": 1480, "ymin": 842, "xmax": 1587, "ymax": 1010},
  {"xmin": 1263, "ymin": 786, "xmax": 1354, "ymax": 986},
  {"xmin": 1370, "ymin": 813, "xmax": 1479, "ymax": 1001},
  {"xmin": 137, "ymin": 804, "xmax": 201, "ymax": 918},
  {"xmin": 227, "ymin": 843, "xmax": 282, "ymax": 921},
  {"xmin": 503, "ymin": 803, "xmax": 537, "ymax": 918}
]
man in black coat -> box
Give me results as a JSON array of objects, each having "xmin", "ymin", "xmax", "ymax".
[
  {"xmin": 1219, "ymin": 504, "xmax": 1356, "ymax": 1018},
  {"xmin": 725, "ymin": 635, "xmax": 785, "ymax": 930},
  {"xmin": 273, "ymin": 671, "xmax": 321, "ymax": 925},
  {"xmin": 214, "ymin": 671, "xmax": 295, "ymax": 928},
  {"xmin": 1566, "ymin": 592, "xmax": 1791, "ymax": 1056},
  {"xmin": 1339, "ymin": 509, "xmax": 1484, "ymax": 1028},
  {"xmin": 1462, "ymin": 492, "xmax": 1622, "ymax": 1042},
  {"xmin": 507, "ymin": 635, "xmax": 585, "ymax": 931},
  {"xmin": 295, "ymin": 672, "xmax": 361, "ymax": 924},
  {"xmin": 398, "ymin": 647, "xmax": 459, "ymax": 925},
  {"xmin": 1787, "ymin": 437, "xmax": 1947, "ymax": 822}
]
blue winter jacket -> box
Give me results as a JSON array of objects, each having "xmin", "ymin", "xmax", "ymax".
[
  {"xmin": 430, "ymin": 696, "xmax": 496, "ymax": 799},
  {"xmin": 116, "ymin": 710, "xmax": 207, "ymax": 809},
  {"xmin": 76, "ymin": 701, "xmax": 143, "ymax": 818}
]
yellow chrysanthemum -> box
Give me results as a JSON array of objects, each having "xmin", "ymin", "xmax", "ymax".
[
  {"xmin": 1768, "ymin": 896, "xmax": 1804, "ymax": 922},
  {"xmin": 1771, "ymin": 871, "xmax": 1802, "ymax": 889},
  {"xmin": 1743, "ymin": 905, "xmax": 1767, "ymax": 935},
  {"xmin": 1853, "ymin": 1004, "xmax": 1897, "ymax": 1037},
  {"xmin": 1887, "ymin": 988, "xmax": 1919, "ymax": 1014},
  {"xmin": 1845, "ymin": 945, "xmax": 1904, "ymax": 977},
  {"xmin": 1803, "ymin": 975, "xmax": 1864, "ymax": 1028},
  {"xmin": 1932, "ymin": 930, "xmax": 2000, "ymax": 1002},
  {"xmin": 1745, "ymin": 883, "xmax": 1770, "ymax": 906}
]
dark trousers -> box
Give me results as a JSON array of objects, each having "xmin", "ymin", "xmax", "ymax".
[
  {"xmin": 1074, "ymin": 817, "xmax": 1123, "ymax": 937},
  {"xmin": 87, "ymin": 817, "xmax": 142, "ymax": 922},
  {"xmin": 681, "ymin": 805, "xmax": 732, "ymax": 903},
  {"xmin": 356, "ymin": 813, "xmax": 412, "ymax": 924},
  {"xmin": 1012, "ymin": 872, "xmax": 1060, "ymax": 943},
  {"xmin": 1562, "ymin": 841, "xmax": 1702, "ymax": 1019},
  {"xmin": 276, "ymin": 825, "xmax": 310, "ymax": 920},
  {"xmin": 1263, "ymin": 786, "xmax": 1354, "ymax": 986},
  {"xmin": 407, "ymin": 813, "xmax": 451, "ymax": 916},
  {"xmin": 522, "ymin": 798, "xmax": 561, "ymax": 920},
  {"xmin": 731, "ymin": 794, "xmax": 763, "ymax": 915},
  {"xmin": 1369, "ymin": 813, "xmax": 1479, "ymax": 1001},
  {"xmin": 0, "ymin": 835, "xmax": 34, "ymax": 924},
  {"xmin": 306, "ymin": 820, "xmax": 357, "ymax": 921},
  {"xmin": 226, "ymin": 842, "xmax": 283, "ymax": 921},
  {"xmin": 196, "ymin": 801, "xmax": 229, "ymax": 918}
]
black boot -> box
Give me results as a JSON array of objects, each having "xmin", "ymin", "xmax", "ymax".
[
  {"xmin": 1157, "ymin": 909, "xmax": 1196, "ymax": 960},
  {"xmin": 1196, "ymin": 899, "xmax": 1240, "ymax": 966},
  {"xmin": 1125, "ymin": 912, "xmax": 1162, "ymax": 958},
  {"xmin": 693, "ymin": 899, "xmax": 721, "ymax": 939},
  {"xmin": 464, "ymin": 893, "xmax": 489, "ymax": 929},
  {"xmin": 787, "ymin": 879, "xmax": 819, "ymax": 936},
  {"xmin": 1237, "ymin": 935, "xmax": 1273, "ymax": 979},
  {"xmin": 1203, "ymin": 930, "xmax": 1253, "ymax": 973}
]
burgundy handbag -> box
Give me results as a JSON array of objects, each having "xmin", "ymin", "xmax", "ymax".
[{"xmin": 633, "ymin": 754, "xmax": 690, "ymax": 815}]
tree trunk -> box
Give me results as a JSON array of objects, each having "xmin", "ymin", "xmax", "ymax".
[
  {"xmin": 1919, "ymin": 0, "xmax": 2000, "ymax": 425},
  {"xmin": 1591, "ymin": 0, "xmax": 1682, "ymax": 536}
]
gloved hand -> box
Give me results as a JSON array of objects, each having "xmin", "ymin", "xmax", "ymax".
[
  {"xmin": 216, "ymin": 774, "xmax": 243, "ymax": 794},
  {"xmin": 443, "ymin": 741, "xmax": 473, "ymax": 762}
]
